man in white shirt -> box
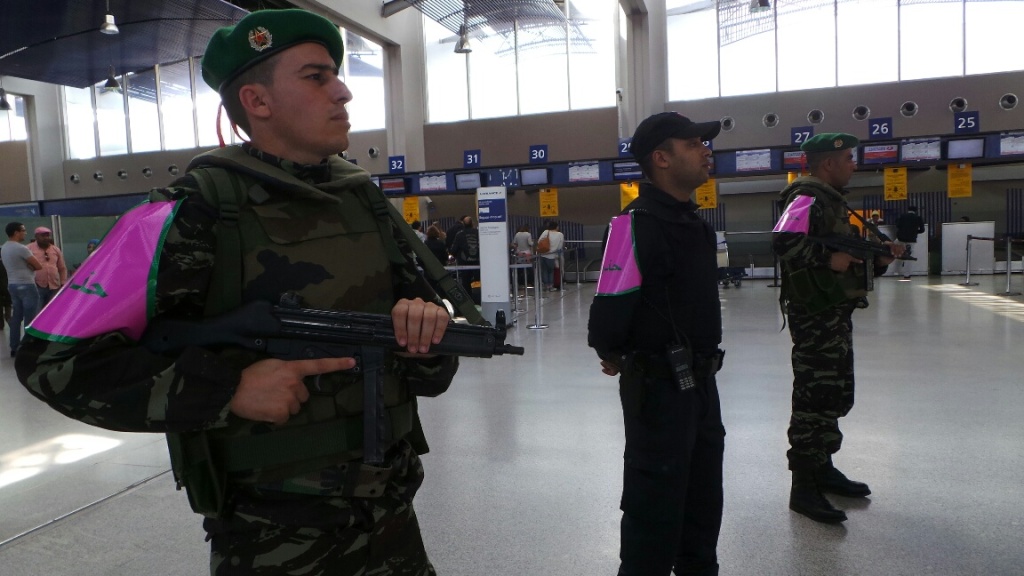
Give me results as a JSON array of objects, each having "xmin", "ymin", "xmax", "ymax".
[
  {"xmin": 538, "ymin": 221, "xmax": 565, "ymax": 291},
  {"xmin": 1, "ymin": 222, "xmax": 42, "ymax": 356}
]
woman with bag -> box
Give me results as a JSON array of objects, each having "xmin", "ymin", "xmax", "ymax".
[{"xmin": 537, "ymin": 221, "xmax": 564, "ymax": 291}]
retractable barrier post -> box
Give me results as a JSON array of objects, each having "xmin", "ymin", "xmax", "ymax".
[
  {"xmin": 998, "ymin": 237, "xmax": 1022, "ymax": 296},
  {"xmin": 960, "ymin": 235, "xmax": 979, "ymax": 287},
  {"xmin": 528, "ymin": 256, "xmax": 547, "ymax": 330}
]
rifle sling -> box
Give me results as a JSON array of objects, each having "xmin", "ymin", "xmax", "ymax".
[{"xmin": 185, "ymin": 402, "xmax": 415, "ymax": 473}]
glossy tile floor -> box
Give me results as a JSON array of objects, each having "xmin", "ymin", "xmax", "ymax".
[{"xmin": 1, "ymin": 275, "xmax": 1023, "ymax": 576}]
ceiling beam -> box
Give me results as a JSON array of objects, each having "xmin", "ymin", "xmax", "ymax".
[{"xmin": 382, "ymin": 0, "xmax": 417, "ymax": 18}]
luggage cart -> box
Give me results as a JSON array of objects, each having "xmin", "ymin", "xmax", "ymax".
[{"xmin": 716, "ymin": 232, "xmax": 747, "ymax": 288}]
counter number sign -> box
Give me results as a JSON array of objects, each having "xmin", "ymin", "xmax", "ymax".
[
  {"xmin": 791, "ymin": 126, "xmax": 813, "ymax": 146},
  {"xmin": 529, "ymin": 144, "xmax": 548, "ymax": 164},
  {"xmin": 868, "ymin": 118, "xmax": 892, "ymax": 140},
  {"xmin": 388, "ymin": 155, "xmax": 406, "ymax": 174},
  {"xmin": 464, "ymin": 149, "xmax": 481, "ymax": 168},
  {"xmin": 619, "ymin": 138, "xmax": 632, "ymax": 158},
  {"xmin": 954, "ymin": 111, "xmax": 980, "ymax": 134}
]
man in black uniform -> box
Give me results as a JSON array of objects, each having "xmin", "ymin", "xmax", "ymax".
[
  {"xmin": 895, "ymin": 206, "xmax": 926, "ymax": 279},
  {"xmin": 588, "ymin": 112, "xmax": 726, "ymax": 576}
]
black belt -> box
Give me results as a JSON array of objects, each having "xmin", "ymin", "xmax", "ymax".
[{"xmin": 630, "ymin": 349, "xmax": 726, "ymax": 381}]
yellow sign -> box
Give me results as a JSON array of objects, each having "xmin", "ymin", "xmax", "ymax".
[
  {"xmin": 403, "ymin": 196, "xmax": 420, "ymax": 223},
  {"xmin": 540, "ymin": 188, "xmax": 559, "ymax": 217},
  {"xmin": 695, "ymin": 178, "xmax": 717, "ymax": 209},
  {"xmin": 947, "ymin": 163, "xmax": 973, "ymax": 198},
  {"xmin": 883, "ymin": 167, "xmax": 908, "ymax": 201},
  {"xmin": 619, "ymin": 182, "xmax": 639, "ymax": 210}
]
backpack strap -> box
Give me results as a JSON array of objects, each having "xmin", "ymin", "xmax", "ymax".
[
  {"xmin": 190, "ymin": 167, "xmax": 250, "ymax": 316},
  {"xmin": 363, "ymin": 186, "xmax": 486, "ymax": 326}
]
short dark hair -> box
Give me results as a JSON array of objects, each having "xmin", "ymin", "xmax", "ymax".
[
  {"xmin": 6, "ymin": 222, "xmax": 24, "ymax": 237},
  {"xmin": 221, "ymin": 54, "xmax": 280, "ymax": 136},
  {"xmin": 411, "ymin": 221, "xmax": 422, "ymax": 230},
  {"xmin": 637, "ymin": 140, "xmax": 674, "ymax": 179}
]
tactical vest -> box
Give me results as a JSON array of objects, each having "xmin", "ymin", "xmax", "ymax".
[
  {"xmin": 778, "ymin": 177, "xmax": 868, "ymax": 314},
  {"xmin": 157, "ymin": 147, "xmax": 427, "ymax": 518}
]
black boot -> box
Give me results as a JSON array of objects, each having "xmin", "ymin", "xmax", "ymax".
[
  {"xmin": 818, "ymin": 457, "xmax": 871, "ymax": 497},
  {"xmin": 790, "ymin": 471, "xmax": 847, "ymax": 523}
]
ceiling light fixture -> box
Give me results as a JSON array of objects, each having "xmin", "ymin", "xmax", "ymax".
[
  {"xmin": 750, "ymin": 0, "xmax": 771, "ymax": 13},
  {"xmin": 454, "ymin": 24, "xmax": 472, "ymax": 54},
  {"xmin": 102, "ymin": 65, "xmax": 121, "ymax": 93},
  {"xmin": 101, "ymin": 1, "xmax": 120, "ymax": 35}
]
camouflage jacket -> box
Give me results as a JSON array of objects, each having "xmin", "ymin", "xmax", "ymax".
[
  {"xmin": 773, "ymin": 176, "xmax": 886, "ymax": 311},
  {"xmin": 16, "ymin": 144, "xmax": 457, "ymax": 447}
]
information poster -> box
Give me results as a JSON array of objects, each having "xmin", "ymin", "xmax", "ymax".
[
  {"xmin": 620, "ymin": 182, "xmax": 639, "ymax": 210},
  {"xmin": 696, "ymin": 178, "xmax": 717, "ymax": 209},
  {"xmin": 540, "ymin": 188, "xmax": 559, "ymax": 217},
  {"xmin": 403, "ymin": 197, "xmax": 420, "ymax": 223},
  {"xmin": 883, "ymin": 167, "xmax": 907, "ymax": 201},
  {"xmin": 947, "ymin": 164, "xmax": 973, "ymax": 198},
  {"xmin": 476, "ymin": 187, "xmax": 511, "ymax": 325}
]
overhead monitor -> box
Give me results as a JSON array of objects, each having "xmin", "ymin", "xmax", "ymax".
[
  {"xmin": 782, "ymin": 151, "xmax": 806, "ymax": 171},
  {"xmin": 944, "ymin": 138, "xmax": 985, "ymax": 160},
  {"xmin": 900, "ymin": 138, "xmax": 941, "ymax": 162},
  {"xmin": 520, "ymin": 167, "xmax": 550, "ymax": 186},
  {"xmin": 612, "ymin": 160, "xmax": 643, "ymax": 181},
  {"xmin": 454, "ymin": 172, "xmax": 483, "ymax": 190},
  {"xmin": 379, "ymin": 177, "xmax": 409, "ymax": 195},
  {"xmin": 861, "ymin": 144, "xmax": 899, "ymax": 165}
]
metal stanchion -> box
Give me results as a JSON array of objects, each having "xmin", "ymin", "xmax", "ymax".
[
  {"xmin": 998, "ymin": 236, "xmax": 1022, "ymax": 296},
  {"xmin": 960, "ymin": 234, "xmax": 979, "ymax": 286},
  {"xmin": 768, "ymin": 254, "xmax": 781, "ymax": 288},
  {"xmin": 528, "ymin": 256, "xmax": 547, "ymax": 330}
]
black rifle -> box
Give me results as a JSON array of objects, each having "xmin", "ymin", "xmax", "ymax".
[
  {"xmin": 807, "ymin": 235, "xmax": 916, "ymax": 262},
  {"xmin": 142, "ymin": 297, "xmax": 524, "ymax": 465}
]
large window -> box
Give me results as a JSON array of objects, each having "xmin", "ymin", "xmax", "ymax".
[
  {"xmin": 343, "ymin": 30, "xmax": 386, "ymax": 132},
  {"xmin": 669, "ymin": 0, "xmax": 1024, "ymax": 101},
  {"xmin": 425, "ymin": 0, "xmax": 616, "ymax": 122},
  {"xmin": 127, "ymin": 69, "xmax": 161, "ymax": 153},
  {"xmin": 95, "ymin": 79, "xmax": 128, "ymax": 156},
  {"xmin": 0, "ymin": 94, "xmax": 28, "ymax": 142},
  {"xmin": 160, "ymin": 61, "xmax": 197, "ymax": 151}
]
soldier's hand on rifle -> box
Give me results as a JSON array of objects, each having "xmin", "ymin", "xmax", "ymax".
[
  {"xmin": 878, "ymin": 241, "xmax": 904, "ymax": 265},
  {"xmin": 829, "ymin": 251, "xmax": 863, "ymax": 272},
  {"xmin": 392, "ymin": 297, "xmax": 450, "ymax": 357},
  {"xmin": 232, "ymin": 357, "xmax": 357, "ymax": 424}
]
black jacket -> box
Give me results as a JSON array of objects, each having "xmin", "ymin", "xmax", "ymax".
[
  {"xmin": 588, "ymin": 183, "xmax": 722, "ymax": 361},
  {"xmin": 895, "ymin": 211, "xmax": 926, "ymax": 243}
]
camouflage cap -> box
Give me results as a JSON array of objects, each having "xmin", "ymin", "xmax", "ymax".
[
  {"xmin": 202, "ymin": 9, "xmax": 344, "ymax": 93},
  {"xmin": 800, "ymin": 132, "xmax": 859, "ymax": 153}
]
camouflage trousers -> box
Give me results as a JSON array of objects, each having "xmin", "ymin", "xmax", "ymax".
[
  {"xmin": 206, "ymin": 441, "xmax": 435, "ymax": 576},
  {"xmin": 785, "ymin": 304, "xmax": 855, "ymax": 472}
]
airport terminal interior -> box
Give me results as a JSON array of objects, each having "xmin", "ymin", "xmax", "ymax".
[
  {"xmin": 3, "ymin": 0, "xmax": 1024, "ymax": 574},
  {"xmin": 1, "ymin": 277, "xmax": 1023, "ymax": 575}
]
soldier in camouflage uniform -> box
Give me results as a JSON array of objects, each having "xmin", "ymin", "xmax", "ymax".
[
  {"xmin": 17, "ymin": 9, "xmax": 458, "ymax": 575},
  {"xmin": 772, "ymin": 133, "xmax": 902, "ymax": 524}
]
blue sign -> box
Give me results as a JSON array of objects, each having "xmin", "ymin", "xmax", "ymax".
[
  {"xmin": 868, "ymin": 117, "xmax": 893, "ymax": 140},
  {"xmin": 388, "ymin": 155, "xmax": 406, "ymax": 174},
  {"xmin": 954, "ymin": 111, "xmax": 980, "ymax": 134},
  {"xmin": 791, "ymin": 126, "xmax": 813, "ymax": 146},
  {"xmin": 618, "ymin": 138, "xmax": 632, "ymax": 157},
  {"xmin": 478, "ymin": 197, "xmax": 507, "ymax": 223},
  {"xmin": 529, "ymin": 144, "xmax": 548, "ymax": 164},
  {"xmin": 464, "ymin": 149, "xmax": 481, "ymax": 168},
  {"xmin": 499, "ymin": 168, "xmax": 520, "ymax": 188}
]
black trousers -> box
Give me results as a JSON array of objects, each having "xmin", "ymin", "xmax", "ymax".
[{"xmin": 618, "ymin": 374, "xmax": 725, "ymax": 576}]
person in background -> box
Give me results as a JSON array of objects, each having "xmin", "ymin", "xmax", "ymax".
[
  {"xmin": 0, "ymin": 259, "xmax": 11, "ymax": 330},
  {"xmin": 894, "ymin": 206, "xmax": 925, "ymax": 280},
  {"xmin": 1, "ymin": 222, "xmax": 42, "ymax": 356},
  {"xmin": 411, "ymin": 220, "xmax": 427, "ymax": 243},
  {"xmin": 445, "ymin": 215, "xmax": 469, "ymax": 257},
  {"xmin": 424, "ymin": 224, "xmax": 449, "ymax": 266},
  {"xmin": 17, "ymin": 10, "xmax": 457, "ymax": 574},
  {"xmin": 511, "ymin": 224, "xmax": 534, "ymax": 260},
  {"xmin": 589, "ymin": 112, "xmax": 727, "ymax": 576},
  {"xmin": 773, "ymin": 133, "xmax": 903, "ymax": 524},
  {"xmin": 28, "ymin": 226, "xmax": 68, "ymax": 307},
  {"xmin": 538, "ymin": 221, "xmax": 565, "ymax": 291}
]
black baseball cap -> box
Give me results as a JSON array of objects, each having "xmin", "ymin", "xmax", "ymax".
[{"xmin": 631, "ymin": 112, "xmax": 721, "ymax": 161}]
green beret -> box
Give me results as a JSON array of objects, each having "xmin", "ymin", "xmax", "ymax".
[
  {"xmin": 202, "ymin": 9, "xmax": 344, "ymax": 93},
  {"xmin": 800, "ymin": 132, "xmax": 859, "ymax": 153}
]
